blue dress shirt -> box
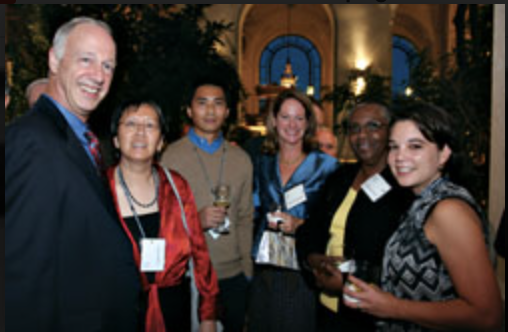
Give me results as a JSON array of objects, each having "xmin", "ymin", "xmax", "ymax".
[{"xmin": 187, "ymin": 128, "xmax": 225, "ymax": 154}]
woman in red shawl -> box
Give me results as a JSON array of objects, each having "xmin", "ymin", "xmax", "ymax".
[{"xmin": 108, "ymin": 100, "xmax": 218, "ymax": 332}]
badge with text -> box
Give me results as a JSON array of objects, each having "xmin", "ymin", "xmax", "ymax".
[
  {"xmin": 361, "ymin": 174, "xmax": 392, "ymax": 202},
  {"xmin": 284, "ymin": 184, "xmax": 307, "ymax": 210},
  {"xmin": 140, "ymin": 239, "xmax": 166, "ymax": 272}
]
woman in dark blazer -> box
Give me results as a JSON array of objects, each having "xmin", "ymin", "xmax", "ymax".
[{"xmin": 297, "ymin": 102, "xmax": 413, "ymax": 332}]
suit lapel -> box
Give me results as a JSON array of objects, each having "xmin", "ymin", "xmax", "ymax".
[{"xmin": 38, "ymin": 97, "xmax": 116, "ymax": 216}]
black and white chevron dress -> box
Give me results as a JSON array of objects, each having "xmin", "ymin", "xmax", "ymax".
[{"xmin": 377, "ymin": 179, "xmax": 492, "ymax": 332}]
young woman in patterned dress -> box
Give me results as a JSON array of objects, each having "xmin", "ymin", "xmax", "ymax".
[{"xmin": 343, "ymin": 103, "xmax": 503, "ymax": 332}]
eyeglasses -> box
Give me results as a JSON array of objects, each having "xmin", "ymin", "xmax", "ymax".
[
  {"xmin": 347, "ymin": 121, "xmax": 387, "ymax": 134},
  {"xmin": 120, "ymin": 119, "xmax": 160, "ymax": 133}
]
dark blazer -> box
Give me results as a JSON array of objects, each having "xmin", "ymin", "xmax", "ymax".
[
  {"xmin": 297, "ymin": 163, "xmax": 413, "ymax": 261},
  {"xmin": 5, "ymin": 96, "xmax": 140, "ymax": 332},
  {"xmin": 296, "ymin": 163, "xmax": 413, "ymax": 331}
]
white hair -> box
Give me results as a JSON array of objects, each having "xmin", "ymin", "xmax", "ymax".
[{"xmin": 52, "ymin": 17, "xmax": 113, "ymax": 60}]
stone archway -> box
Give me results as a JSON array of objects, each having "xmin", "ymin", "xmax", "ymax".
[
  {"xmin": 237, "ymin": 4, "xmax": 336, "ymax": 124},
  {"xmin": 392, "ymin": 4, "xmax": 454, "ymax": 63}
]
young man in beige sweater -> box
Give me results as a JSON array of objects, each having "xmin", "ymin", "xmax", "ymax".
[{"xmin": 161, "ymin": 78, "xmax": 253, "ymax": 332}]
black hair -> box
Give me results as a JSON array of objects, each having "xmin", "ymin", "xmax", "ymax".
[
  {"xmin": 391, "ymin": 102, "xmax": 472, "ymax": 189},
  {"xmin": 110, "ymin": 100, "xmax": 168, "ymax": 162},
  {"xmin": 186, "ymin": 76, "xmax": 231, "ymax": 108},
  {"xmin": 111, "ymin": 100, "xmax": 167, "ymax": 138}
]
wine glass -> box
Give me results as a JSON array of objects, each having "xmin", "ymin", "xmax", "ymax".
[
  {"xmin": 213, "ymin": 184, "xmax": 231, "ymax": 234},
  {"xmin": 343, "ymin": 260, "xmax": 381, "ymax": 304}
]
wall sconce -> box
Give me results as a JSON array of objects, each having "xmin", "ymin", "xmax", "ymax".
[
  {"xmin": 353, "ymin": 77, "xmax": 367, "ymax": 96},
  {"xmin": 355, "ymin": 59, "xmax": 370, "ymax": 71},
  {"xmin": 405, "ymin": 86, "xmax": 414, "ymax": 97}
]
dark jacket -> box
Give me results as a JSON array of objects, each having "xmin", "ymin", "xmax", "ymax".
[
  {"xmin": 5, "ymin": 96, "xmax": 140, "ymax": 332},
  {"xmin": 296, "ymin": 163, "xmax": 413, "ymax": 331}
]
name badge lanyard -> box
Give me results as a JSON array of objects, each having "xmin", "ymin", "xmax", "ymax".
[
  {"xmin": 117, "ymin": 166, "xmax": 156, "ymax": 240},
  {"xmin": 193, "ymin": 145, "xmax": 227, "ymax": 200}
]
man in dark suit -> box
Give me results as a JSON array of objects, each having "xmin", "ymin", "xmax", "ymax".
[{"xmin": 6, "ymin": 17, "xmax": 140, "ymax": 332}]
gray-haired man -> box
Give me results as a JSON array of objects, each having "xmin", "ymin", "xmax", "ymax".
[{"xmin": 6, "ymin": 17, "xmax": 140, "ymax": 332}]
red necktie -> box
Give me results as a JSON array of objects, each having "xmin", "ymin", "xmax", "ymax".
[{"xmin": 85, "ymin": 131, "xmax": 104, "ymax": 173}]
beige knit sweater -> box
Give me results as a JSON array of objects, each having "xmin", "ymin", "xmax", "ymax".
[{"xmin": 161, "ymin": 136, "xmax": 254, "ymax": 280}]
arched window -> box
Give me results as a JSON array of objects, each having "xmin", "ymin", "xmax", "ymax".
[
  {"xmin": 260, "ymin": 35, "xmax": 321, "ymax": 98},
  {"xmin": 392, "ymin": 36, "xmax": 419, "ymax": 96}
]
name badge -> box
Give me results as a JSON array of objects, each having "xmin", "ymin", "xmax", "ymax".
[
  {"xmin": 361, "ymin": 174, "xmax": 392, "ymax": 202},
  {"xmin": 284, "ymin": 184, "xmax": 307, "ymax": 210},
  {"xmin": 140, "ymin": 238, "xmax": 166, "ymax": 272}
]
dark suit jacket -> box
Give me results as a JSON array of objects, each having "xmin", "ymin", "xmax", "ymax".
[
  {"xmin": 6, "ymin": 96, "xmax": 140, "ymax": 332},
  {"xmin": 296, "ymin": 163, "xmax": 414, "ymax": 331},
  {"xmin": 297, "ymin": 163, "xmax": 413, "ymax": 261}
]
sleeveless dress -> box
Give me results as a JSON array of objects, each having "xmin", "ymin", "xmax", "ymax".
[{"xmin": 378, "ymin": 179, "xmax": 492, "ymax": 332}]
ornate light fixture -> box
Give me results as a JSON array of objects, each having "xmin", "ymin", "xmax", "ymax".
[{"xmin": 280, "ymin": 5, "xmax": 297, "ymax": 88}]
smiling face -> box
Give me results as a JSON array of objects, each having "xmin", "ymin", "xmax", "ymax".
[
  {"xmin": 388, "ymin": 120, "xmax": 451, "ymax": 194},
  {"xmin": 348, "ymin": 104, "xmax": 390, "ymax": 167},
  {"xmin": 49, "ymin": 23, "xmax": 116, "ymax": 122},
  {"xmin": 114, "ymin": 104, "xmax": 164, "ymax": 164},
  {"xmin": 274, "ymin": 98, "xmax": 309, "ymax": 147},
  {"xmin": 187, "ymin": 85, "xmax": 229, "ymax": 140}
]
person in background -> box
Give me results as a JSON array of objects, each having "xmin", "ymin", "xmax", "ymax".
[
  {"xmin": 249, "ymin": 89, "xmax": 339, "ymax": 332},
  {"xmin": 297, "ymin": 103, "xmax": 413, "ymax": 331},
  {"xmin": 316, "ymin": 126, "xmax": 338, "ymax": 158},
  {"xmin": 6, "ymin": 17, "xmax": 140, "ymax": 331},
  {"xmin": 162, "ymin": 77, "xmax": 253, "ymax": 332},
  {"xmin": 344, "ymin": 103, "xmax": 503, "ymax": 332},
  {"xmin": 26, "ymin": 77, "xmax": 49, "ymax": 108},
  {"xmin": 108, "ymin": 100, "xmax": 218, "ymax": 332}
]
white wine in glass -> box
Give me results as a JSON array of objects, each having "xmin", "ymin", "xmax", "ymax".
[{"xmin": 213, "ymin": 184, "xmax": 231, "ymax": 233}]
